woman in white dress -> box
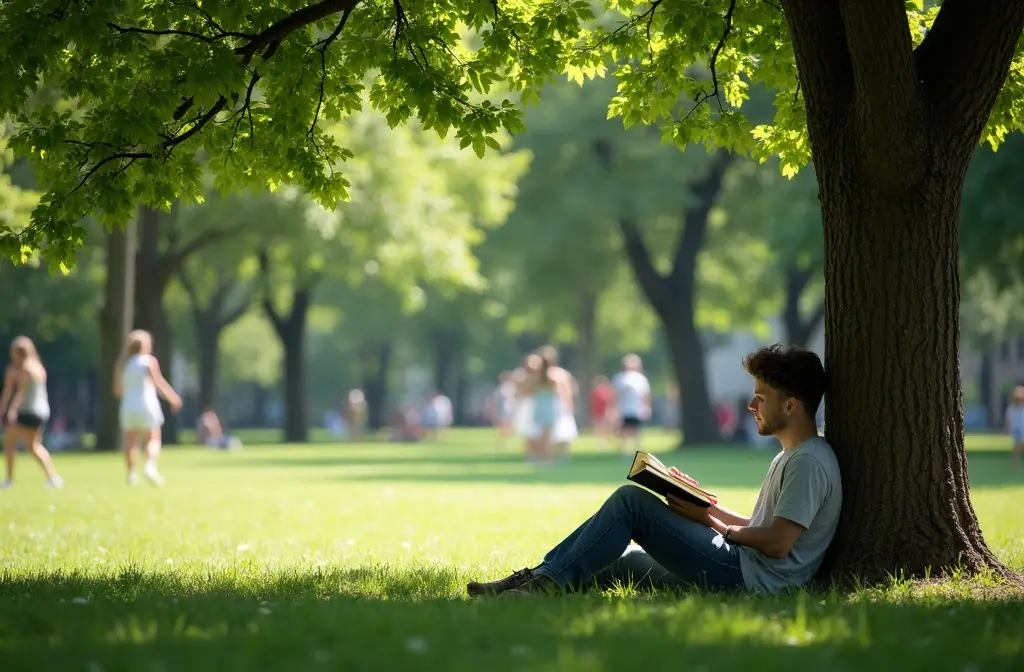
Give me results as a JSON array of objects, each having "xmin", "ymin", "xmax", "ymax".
[
  {"xmin": 113, "ymin": 330, "xmax": 181, "ymax": 485},
  {"xmin": 513, "ymin": 353, "xmax": 541, "ymax": 460}
]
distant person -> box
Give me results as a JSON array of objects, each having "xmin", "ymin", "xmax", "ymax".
[
  {"xmin": 467, "ymin": 344, "xmax": 840, "ymax": 598},
  {"xmin": 422, "ymin": 390, "xmax": 453, "ymax": 439},
  {"xmin": 114, "ymin": 329, "xmax": 182, "ymax": 486},
  {"xmin": 512, "ymin": 353, "xmax": 542, "ymax": 460},
  {"xmin": 391, "ymin": 404, "xmax": 423, "ymax": 442},
  {"xmin": 612, "ymin": 354, "xmax": 651, "ymax": 456},
  {"xmin": 196, "ymin": 407, "xmax": 242, "ymax": 451},
  {"xmin": 1006, "ymin": 385, "xmax": 1024, "ymax": 470},
  {"xmin": 589, "ymin": 376, "xmax": 616, "ymax": 443},
  {"xmin": 0, "ymin": 336, "xmax": 64, "ymax": 489},
  {"xmin": 486, "ymin": 371, "xmax": 518, "ymax": 449},
  {"xmin": 345, "ymin": 389, "xmax": 367, "ymax": 441},
  {"xmin": 536, "ymin": 345, "xmax": 577, "ymax": 461}
]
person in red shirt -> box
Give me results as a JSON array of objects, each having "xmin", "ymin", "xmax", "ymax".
[{"xmin": 590, "ymin": 376, "xmax": 616, "ymax": 443}]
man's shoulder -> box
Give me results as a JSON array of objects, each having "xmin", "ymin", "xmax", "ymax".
[{"xmin": 792, "ymin": 437, "xmax": 841, "ymax": 475}]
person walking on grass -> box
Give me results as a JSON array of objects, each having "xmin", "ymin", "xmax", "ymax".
[
  {"xmin": 467, "ymin": 344, "xmax": 841, "ymax": 597},
  {"xmin": 0, "ymin": 336, "xmax": 64, "ymax": 489},
  {"xmin": 114, "ymin": 330, "xmax": 181, "ymax": 486},
  {"xmin": 1005, "ymin": 385, "xmax": 1024, "ymax": 471}
]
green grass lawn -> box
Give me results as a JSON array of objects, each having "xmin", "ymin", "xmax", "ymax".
[{"xmin": 2, "ymin": 430, "xmax": 1023, "ymax": 670}]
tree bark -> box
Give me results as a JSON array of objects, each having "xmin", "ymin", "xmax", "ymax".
[
  {"xmin": 362, "ymin": 342, "xmax": 392, "ymax": 431},
  {"xmin": 781, "ymin": 0, "xmax": 1024, "ymax": 583},
  {"xmin": 263, "ymin": 286, "xmax": 311, "ymax": 443},
  {"xmin": 615, "ymin": 149, "xmax": 734, "ymax": 446},
  {"xmin": 195, "ymin": 321, "xmax": 219, "ymax": 411},
  {"xmin": 783, "ymin": 263, "xmax": 825, "ymax": 348}
]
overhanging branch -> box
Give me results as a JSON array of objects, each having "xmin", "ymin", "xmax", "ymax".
[
  {"xmin": 914, "ymin": 0, "xmax": 1024, "ymax": 138},
  {"xmin": 777, "ymin": 1, "xmax": 855, "ymax": 131}
]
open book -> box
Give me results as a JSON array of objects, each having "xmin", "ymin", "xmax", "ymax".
[{"xmin": 626, "ymin": 451, "xmax": 718, "ymax": 508}]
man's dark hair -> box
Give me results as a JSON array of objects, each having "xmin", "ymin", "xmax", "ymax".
[{"xmin": 743, "ymin": 344, "xmax": 826, "ymax": 416}]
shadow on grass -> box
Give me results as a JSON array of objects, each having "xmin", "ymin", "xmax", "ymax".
[
  {"xmin": 214, "ymin": 448, "xmax": 1024, "ymax": 490},
  {"xmin": 1, "ymin": 567, "xmax": 1023, "ymax": 671}
]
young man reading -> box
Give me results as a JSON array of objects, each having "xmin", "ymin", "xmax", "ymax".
[{"xmin": 467, "ymin": 344, "xmax": 842, "ymax": 596}]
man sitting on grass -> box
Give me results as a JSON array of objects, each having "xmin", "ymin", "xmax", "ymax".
[{"xmin": 467, "ymin": 344, "xmax": 841, "ymax": 597}]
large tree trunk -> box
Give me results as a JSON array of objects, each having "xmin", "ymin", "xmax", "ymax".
[
  {"xmin": 661, "ymin": 308, "xmax": 719, "ymax": 446},
  {"xmin": 195, "ymin": 319, "xmax": 220, "ymax": 411},
  {"xmin": 264, "ymin": 287, "xmax": 311, "ymax": 443},
  {"xmin": 280, "ymin": 317, "xmax": 308, "ymax": 443},
  {"xmin": 613, "ymin": 149, "xmax": 734, "ymax": 446},
  {"xmin": 781, "ymin": 0, "xmax": 1024, "ymax": 583}
]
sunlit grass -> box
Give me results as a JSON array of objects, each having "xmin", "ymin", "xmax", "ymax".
[{"xmin": 1, "ymin": 430, "xmax": 1022, "ymax": 670}]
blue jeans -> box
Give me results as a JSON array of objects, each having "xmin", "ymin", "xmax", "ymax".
[{"xmin": 535, "ymin": 485, "xmax": 745, "ymax": 592}]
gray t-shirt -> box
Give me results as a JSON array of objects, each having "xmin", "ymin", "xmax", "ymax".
[{"xmin": 738, "ymin": 436, "xmax": 842, "ymax": 593}]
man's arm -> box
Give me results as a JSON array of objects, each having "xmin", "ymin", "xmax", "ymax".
[
  {"xmin": 670, "ymin": 452, "xmax": 829, "ymax": 558},
  {"xmin": 706, "ymin": 515, "xmax": 803, "ymax": 559},
  {"xmin": 709, "ymin": 503, "xmax": 750, "ymax": 527}
]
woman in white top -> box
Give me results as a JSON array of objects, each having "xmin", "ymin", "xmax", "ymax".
[
  {"xmin": 0, "ymin": 336, "xmax": 63, "ymax": 488},
  {"xmin": 113, "ymin": 330, "xmax": 181, "ymax": 485}
]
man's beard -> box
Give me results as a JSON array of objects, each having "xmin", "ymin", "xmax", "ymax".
[{"xmin": 756, "ymin": 416, "xmax": 781, "ymax": 436}]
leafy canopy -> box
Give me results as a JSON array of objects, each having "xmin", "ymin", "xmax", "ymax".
[{"xmin": 2, "ymin": 0, "xmax": 1022, "ymax": 266}]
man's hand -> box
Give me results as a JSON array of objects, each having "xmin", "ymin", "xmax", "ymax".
[
  {"xmin": 666, "ymin": 495, "xmax": 713, "ymax": 526},
  {"xmin": 668, "ymin": 466, "xmax": 698, "ymax": 486}
]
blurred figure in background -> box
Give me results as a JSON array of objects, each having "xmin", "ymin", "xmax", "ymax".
[
  {"xmin": 589, "ymin": 375, "xmax": 616, "ymax": 445},
  {"xmin": 196, "ymin": 407, "xmax": 243, "ymax": 451},
  {"xmin": 513, "ymin": 353, "xmax": 541, "ymax": 461},
  {"xmin": 486, "ymin": 371, "xmax": 518, "ymax": 449},
  {"xmin": 345, "ymin": 389, "xmax": 367, "ymax": 441},
  {"xmin": 612, "ymin": 353, "xmax": 651, "ymax": 457},
  {"xmin": 115, "ymin": 329, "xmax": 181, "ymax": 486},
  {"xmin": 1005, "ymin": 385, "xmax": 1024, "ymax": 470},
  {"xmin": 0, "ymin": 336, "xmax": 64, "ymax": 489}
]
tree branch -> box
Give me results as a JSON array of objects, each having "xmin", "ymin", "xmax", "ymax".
[
  {"xmin": 221, "ymin": 283, "xmax": 253, "ymax": 328},
  {"xmin": 838, "ymin": 0, "xmax": 928, "ymax": 183},
  {"xmin": 308, "ymin": 8, "xmax": 354, "ymax": 154},
  {"xmin": 235, "ymin": 0, "xmax": 363, "ymax": 63},
  {"xmin": 161, "ymin": 222, "xmax": 248, "ymax": 277},
  {"xmin": 914, "ymin": 0, "xmax": 1024, "ymax": 141},
  {"xmin": 681, "ymin": 0, "xmax": 736, "ymax": 120},
  {"xmin": 257, "ymin": 249, "xmax": 288, "ymax": 335},
  {"xmin": 618, "ymin": 217, "xmax": 669, "ymax": 312},
  {"xmin": 777, "ymin": 1, "xmax": 855, "ymax": 137},
  {"xmin": 163, "ymin": 96, "xmax": 228, "ymax": 151},
  {"xmin": 669, "ymin": 150, "xmax": 733, "ymax": 286}
]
